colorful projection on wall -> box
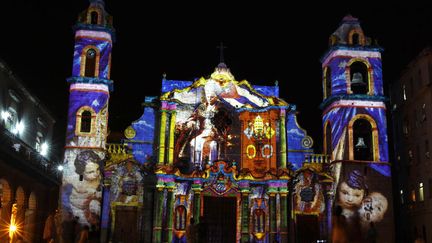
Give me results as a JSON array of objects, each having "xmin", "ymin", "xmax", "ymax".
[
  {"xmin": 72, "ymin": 30, "xmax": 112, "ymax": 79},
  {"xmin": 323, "ymin": 101, "xmax": 389, "ymax": 175},
  {"xmin": 62, "ymin": 149, "xmax": 103, "ymax": 226},
  {"xmin": 322, "ymin": 51, "xmax": 383, "ymax": 96},
  {"xmin": 240, "ymin": 111, "xmax": 278, "ymax": 176},
  {"xmin": 332, "ymin": 163, "xmax": 392, "ymax": 243},
  {"xmin": 66, "ymin": 83, "xmax": 109, "ymax": 147},
  {"xmin": 109, "ymin": 160, "xmax": 144, "ymax": 204},
  {"xmin": 293, "ymin": 170, "xmax": 325, "ymax": 214},
  {"xmin": 164, "ymin": 66, "xmax": 288, "ymax": 171}
]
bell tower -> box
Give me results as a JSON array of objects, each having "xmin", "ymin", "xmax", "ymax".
[
  {"xmin": 321, "ymin": 15, "xmax": 388, "ymax": 164},
  {"xmin": 321, "ymin": 15, "xmax": 394, "ymax": 242},
  {"xmin": 61, "ymin": 0, "xmax": 114, "ymax": 228}
]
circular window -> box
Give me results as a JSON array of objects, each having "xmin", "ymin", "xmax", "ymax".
[{"xmin": 86, "ymin": 49, "xmax": 96, "ymax": 59}]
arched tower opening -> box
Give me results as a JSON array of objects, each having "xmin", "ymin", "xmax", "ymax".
[
  {"xmin": 353, "ymin": 118, "xmax": 373, "ymax": 161},
  {"xmin": 84, "ymin": 48, "xmax": 97, "ymax": 77},
  {"xmin": 324, "ymin": 67, "xmax": 332, "ymax": 99},
  {"xmin": 90, "ymin": 11, "xmax": 98, "ymax": 25},
  {"xmin": 349, "ymin": 61, "xmax": 369, "ymax": 94}
]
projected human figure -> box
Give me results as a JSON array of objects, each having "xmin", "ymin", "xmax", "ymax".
[
  {"xmin": 358, "ymin": 191, "xmax": 388, "ymax": 229},
  {"xmin": 190, "ymin": 94, "xmax": 219, "ymax": 168},
  {"xmin": 336, "ymin": 169, "xmax": 367, "ymax": 242},
  {"xmin": 67, "ymin": 150, "xmax": 102, "ymax": 226}
]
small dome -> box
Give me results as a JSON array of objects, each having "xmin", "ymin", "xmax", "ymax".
[{"xmin": 210, "ymin": 62, "xmax": 235, "ymax": 83}]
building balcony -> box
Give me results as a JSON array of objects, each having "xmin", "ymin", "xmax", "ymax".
[{"xmin": 0, "ymin": 124, "xmax": 60, "ymax": 184}]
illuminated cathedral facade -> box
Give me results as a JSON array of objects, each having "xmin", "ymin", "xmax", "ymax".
[{"xmin": 60, "ymin": 1, "xmax": 395, "ymax": 242}]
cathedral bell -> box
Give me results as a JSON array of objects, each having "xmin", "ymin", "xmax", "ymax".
[
  {"xmin": 355, "ymin": 137, "xmax": 367, "ymax": 149},
  {"xmin": 351, "ymin": 72, "xmax": 366, "ymax": 86}
]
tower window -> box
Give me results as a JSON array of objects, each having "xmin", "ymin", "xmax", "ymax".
[
  {"xmin": 353, "ymin": 118, "xmax": 373, "ymax": 161},
  {"xmin": 403, "ymin": 84, "xmax": 407, "ymax": 101},
  {"xmin": 325, "ymin": 67, "xmax": 332, "ymax": 99},
  {"xmin": 90, "ymin": 11, "xmax": 98, "ymax": 25},
  {"xmin": 174, "ymin": 206, "xmax": 186, "ymax": 230},
  {"xmin": 84, "ymin": 48, "xmax": 97, "ymax": 77},
  {"xmin": 80, "ymin": 110, "xmax": 92, "ymax": 133},
  {"xmin": 352, "ymin": 33, "xmax": 360, "ymax": 45},
  {"xmin": 349, "ymin": 61, "xmax": 369, "ymax": 94}
]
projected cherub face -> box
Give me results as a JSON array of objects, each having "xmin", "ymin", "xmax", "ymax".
[
  {"xmin": 338, "ymin": 181, "xmax": 365, "ymax": 209},
  {"xmin": 358, "ymin": 192, "xmax": 388, "ymax": 223}
]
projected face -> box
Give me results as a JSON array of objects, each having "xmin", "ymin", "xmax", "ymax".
[
  {"xmin": 358, "ymin": 192, "xmax": 388, "ymax": 223},
  {"xmin": 338, "ymin": 181, "xmax": 365, "ymax": 209},
  {"xmin": 84, "ymin": 162, "xmax": 100, "ymax": 181}
]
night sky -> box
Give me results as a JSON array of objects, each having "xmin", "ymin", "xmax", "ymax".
[{"xmin": 1, "ymin": 1, "xmax": 432, "ymax": 157}]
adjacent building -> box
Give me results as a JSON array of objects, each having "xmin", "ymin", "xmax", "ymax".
[
  {"xmin": 390, "ymin": 47, "xmax": 432, "ymax": 243},
  {"xmin": 0, "ymin": 59, "xmax": 60, "ymax": 242}
]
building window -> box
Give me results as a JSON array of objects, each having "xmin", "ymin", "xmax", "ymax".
[
  {"xmin": 411, "ymin": 189, "xmax": 416, "ymax": 202},
  {"xmin": 80, "ymin": 110, "xmax": 92, "ymax": 133},
  {"xmin": 253, "ymin": 209, "xmax": 265, "ymax": 233},
  {"xmin": 76, "ymin": 107, "xmax": 95, "ymax": 136},
  {"xmin": 352, "ymin": 33, "xmax": 359, "ymax": 45},
  {"xmin": 419, "ymin": 183, "xmax": 424, "ymax": 202},
  {"xmin": 353, "ymin": 119, "xmax": 373, "ymax": 161},
  {"xmin": 425, "ymin": 140, "xmax": 430, "ymax": 159},
  {"xmin": 84, "ymin": 48, "xmax": 97, "ymax": 77},
  {"xmin": 35, "ymin": 132, "xmax": 43, "ymax": 152},
  {"xmin": 403, "ymin": 84, "xmax": 407, "ymax": 101},
  {"xmin": 174, "ymin": 206, "xmax": 186, "ymax": 230},
  {"xmin": 3, "ymin": 108, "xmax": 17, "ymax": 132},
  {"xmin": 90, "ymin": 11, "xmax": 98, "ymax": 25},
  {"xmin": 350, "ymin": 61, "xmax": 369, "ymax": 94},
  {"xmin": 400, "ymin": 190, "xmax": 404, "ymax": 205}
]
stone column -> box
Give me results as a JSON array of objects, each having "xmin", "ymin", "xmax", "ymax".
[
  {"xmin": 165, "ymin": 188, "xmax": 174, "ymax": 243},
  {"xmin": 241, "ymin": 191, "xmax": 250, "ymax": 243},
  {"xmin": 152, "ymin": 186, "xmax": 165, "ymax": 243},
  {"xmin": 280, "ymin": 109, "xmax": 287, "ymax": 168},
  {"xmin": 192, "ymin": 182, "xmax": 202, "ymax": 222},
  {"xmin": 269, "ymin": 192, "xmax": 277, "ymax": 242},
  {"xmin": 158, "ymin": 110, "xmax": 167, "ymax": 164},
  {"xmin": 168, "ymin": 110, "xmax": 176, "ymax": 165},
  {"xmin": 280, "ymin": 190, "xmax": 289, "ymax": 242}
]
